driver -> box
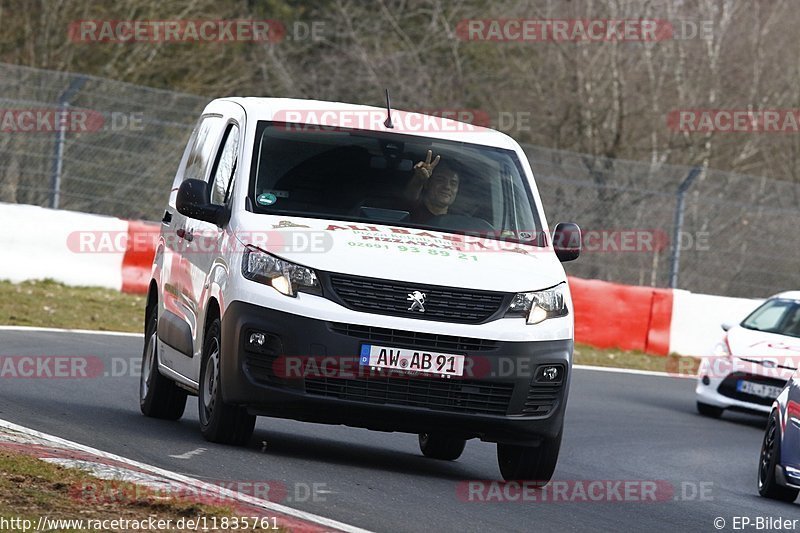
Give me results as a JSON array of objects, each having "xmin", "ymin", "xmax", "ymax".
[{"xmin": 403, "ymin": 150, "xmax": 460, "ymax": 223}]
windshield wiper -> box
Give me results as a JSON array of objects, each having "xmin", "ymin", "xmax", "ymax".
[{"xmin": 742, "ymin": 324, "xmax": 778, "ymax": 334}]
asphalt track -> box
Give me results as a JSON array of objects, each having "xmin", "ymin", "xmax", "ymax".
[{"xmin": 0, "ymin": 329, "xmax": 797, "ymax": 532}]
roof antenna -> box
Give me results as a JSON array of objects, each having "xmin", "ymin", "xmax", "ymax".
[{"xmin": 383, "ymin": 89, "xmax": 394, "ymax": 128}]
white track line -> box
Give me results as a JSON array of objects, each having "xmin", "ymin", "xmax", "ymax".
[
  {"xmin": 0, "ymin": 325, "xmax": 142, "ymax": 337},
  {"xmin": 0, "ymin": 418, "xmax": 372, "ymax": 533},
  {"xmin": 574, "ymin": 364, "xmax": 694, "ymax": 379}
]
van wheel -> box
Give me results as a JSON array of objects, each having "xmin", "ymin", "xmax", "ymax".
[
  {"xmin": 139, "ymin": 308, "xmax": 187, "ymax": 420},
  {"xmin": 497, "ymin": 430, "xmax": 562, "ymax": 483},
  {"xmin": 418, "ymin": 433, "xmax": 466, "ymax": 460},
  {"xmin": 697, "ymin": 401, "xmax": 724, "ymax": 418},
  {"xmin": 199, "ymin": 318, "xmax": 256, "ymax": 445},
  {"xmin": 758, "ymin": 411, "xmax": 799, "ymax": 502}
]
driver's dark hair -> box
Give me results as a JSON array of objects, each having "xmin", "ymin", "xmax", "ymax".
[{"xmin": 431, "ymin": 157, "xmax": 463, "ymax": 179}]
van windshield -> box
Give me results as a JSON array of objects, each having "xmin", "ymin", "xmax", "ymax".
[{"xmin": 248, "ymin": 122, "xmax": 544, "ymax": 245}]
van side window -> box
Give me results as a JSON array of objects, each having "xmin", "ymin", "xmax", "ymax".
[
  {"xmin": 183, "ymin": 116, "xmax": 225, "ymax": 183},
  {"xmin": 209, "ymin": 124, "xmax": 240, "ymax": 206}
]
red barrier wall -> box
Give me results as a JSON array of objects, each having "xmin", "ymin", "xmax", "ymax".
[
  {"xmin": 568, "ymin": 276, "xmax": 673, "ymax": 356},
  {"xmin": 121, "ymin": 221, "xmax": 159, "ymax": 294}
]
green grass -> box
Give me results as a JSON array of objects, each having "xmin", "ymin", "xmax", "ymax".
[
  {"xmin": 0, "ymin": 450, "xmax": 248, "ymax": 532},
  {"xmin": 0, "ymin": 279, "xmax": 144, "ymax": 333},
  {"xmin": 574, "ymin": 343, "xmax": 699, "ymax": 376},
  {"xmin": 0, "ymin": 279, "xmax": 699, "ymax": 374}
]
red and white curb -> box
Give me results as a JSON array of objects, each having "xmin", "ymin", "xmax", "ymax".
[{"xmin": 0, "ymin": 418, "xmax": 371, "ymax": 533}]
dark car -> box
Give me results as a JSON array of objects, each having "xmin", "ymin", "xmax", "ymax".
[{"xmin": 758, "ymin": 366, "xmax": 800, "ymax": 503}]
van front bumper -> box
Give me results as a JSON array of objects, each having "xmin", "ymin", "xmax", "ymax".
[{"xmin": 220, "ymin": 301, "xmax": 572, "ymax": 445}]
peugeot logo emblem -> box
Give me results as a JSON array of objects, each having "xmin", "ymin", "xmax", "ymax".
[{"xmin": 407, "ymin": 291, "xmax": 426, "ymax": 312}]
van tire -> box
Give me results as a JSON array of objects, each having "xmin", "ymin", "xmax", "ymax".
[
  {"xmin": 139, "ymin": 308, "xmax": 187, "ymax": 420},
  {"xmin": 418, "ymin": 433, "xmax": 467, "ymax": 460},
  {"xmin": 198, "ymin": 318, "xmax": 256, "ymax": 445},
  {"xmin": 497, "ymin": 430, "xmax": 562, "ymax": 483}
]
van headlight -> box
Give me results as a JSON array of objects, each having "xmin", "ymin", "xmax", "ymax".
[
  {"xmin": 506, "ymin": 283, "xmax": 568, "ymax": 324},
  {"xmin": 242, "ymin": 246, "xmax": 321, "ymax": 297}
]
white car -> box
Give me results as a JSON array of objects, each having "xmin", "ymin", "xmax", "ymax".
[
  {"xmin": 696, "ymin": 292, "xmax": 800, "ymax": 417},
  {"xmin": 138, "ymin": 97, "xmax": 581, "ymax": 481}
]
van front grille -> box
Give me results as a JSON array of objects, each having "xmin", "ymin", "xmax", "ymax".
[
  {"xmin": 326, "ymin": 273, "xmax": 507, "ymax": 324},
  {"xmin": 305, "ymin": 375, "xmax": 514, "ymax": 415},
  {"xmin": 328, "ymin": 322, "xmax": 498, "ymax": 352}
]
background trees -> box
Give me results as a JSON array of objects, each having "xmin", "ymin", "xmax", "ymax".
[{"xmin": 2, "ymin": 0, "xmax": 798, "ymax": 181}]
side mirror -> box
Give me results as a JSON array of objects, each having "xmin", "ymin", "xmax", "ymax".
[
  {"xmin": 721, "ymin": 322, "xmax": 733, "ymax": 332},
  {"xmin": 552, "ymin": 222, "xmax": 581, "ymax": 262},
  {"xmin": 176, "ymin": 179, "xmax": 228, "ymax": 226}
]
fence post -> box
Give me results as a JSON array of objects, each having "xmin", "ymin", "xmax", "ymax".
[
  {"xmin": 668, "ymin": 166, "xmax": 702, "ymax": 289},
  {"xmin": 49, "ymin": 76, "xmax": 87, "ymax": 209}
]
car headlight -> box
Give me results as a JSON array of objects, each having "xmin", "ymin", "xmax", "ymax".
[
  {"xmin": 506, "ymin": 283, "xmax": 568, "ymax": 324},
  {"xmin": 242, "ymin": 246, "xmax": 321, "ymax": 297}
]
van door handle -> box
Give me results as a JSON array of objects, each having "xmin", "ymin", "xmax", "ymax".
[{"xmin": 162, "ymin": 210, "xmax": 173, "ymax": 225}]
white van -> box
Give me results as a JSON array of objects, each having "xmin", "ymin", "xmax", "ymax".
[{"xmin": 139, "ymin": 97, "xmax": 581, "ymax": 482}]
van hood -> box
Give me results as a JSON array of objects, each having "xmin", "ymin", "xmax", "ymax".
[{"xmin": 233, "ymin": 213, "xmax": 566, "ymax": 293}]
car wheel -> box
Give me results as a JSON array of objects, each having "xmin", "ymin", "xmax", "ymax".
[
  {"xmin": 696, "ymin": 401, "xmax": 724, "ymax": 418},
  {"xmin": 497, "ymin": 429, "xmax": 562, "ymax": 483},
  {"xmin": 139, "ymin": 306, "xmax": 187, "ymax": 420},
  {"xmin": 198, "ymin": 318, "xmax": 256, "ymax": 445},
  {"xmin": 418, "ymin": 433, "xmax": 467, "ymax": 461},
  {"xmin": 758, "ymin": 411, "xmax": 799, "ymax": 502}
]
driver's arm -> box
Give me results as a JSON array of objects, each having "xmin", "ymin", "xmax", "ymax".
[{"xmin": 404, "ymin": 150, "xmax": 440, "ymax": 202}]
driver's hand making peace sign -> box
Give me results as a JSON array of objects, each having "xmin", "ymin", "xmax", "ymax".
[
  {"xmin": 403, "ymin": 149, "xmax": 460, "ymax": 220},
  {"xmin": 412, "ymin": 150, "xmax": 441, "ymax": 181}
]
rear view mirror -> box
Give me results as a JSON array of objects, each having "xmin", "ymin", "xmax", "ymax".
[
  {"xmin": 721, "ymin": 322, "xmax": 733, "ymax": 332},
  {"xmin": 552, "ymin": 222, "xmax": 581, "ymax": 262},
  {"xmin": 176, "ymin": 179, "xmax": 228, "ymax": 226}
]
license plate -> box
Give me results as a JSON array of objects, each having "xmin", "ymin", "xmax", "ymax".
[
  {"xmin": 736, "ymin": 380, "xmax": 783, "ymax": 399},
  {"xmin": 359, "ymin": 344, "xmax": 465, "ymax": 377}
]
